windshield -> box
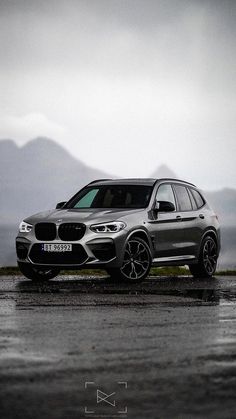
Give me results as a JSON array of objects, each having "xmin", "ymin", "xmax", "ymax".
[{"xmin": 66, "ymin": 185, "xmax": 153, "ymax": 209}]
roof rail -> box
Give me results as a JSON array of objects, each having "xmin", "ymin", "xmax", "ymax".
[
  {"xmin": 87, "ymin": 177, "xmax": 196, "ymax": 187},
  {"xmin": 155, "ymin": 178, "xmax": 196, "ymax": 187},
  {"xmin": 87, "ymin": 178, "xmax": 113, "ymax": 185}
]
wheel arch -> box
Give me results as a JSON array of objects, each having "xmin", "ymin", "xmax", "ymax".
[
  {"xmin": 126, "ymin": 229, "xmax": 154, "ymax": 255},
  {"xmin": 199, "ymin": 228, "xmax": 220, "ymax": 257}
]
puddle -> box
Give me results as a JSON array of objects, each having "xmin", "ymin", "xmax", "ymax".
[
  {"xmin": 16, "ymin": 284, "xmax": 223, "ymax": 304},
  {"xmin": 0, "ymin": 350, "xmax": 60, "ymax": 365},
  {"xmin": 199, "ymin": 353, "xmax": 236, "ymax": 370},
  {"xmin": 9, "ymin": 277, "xmax": 236, "ymax": 306},
  {"xmin": 219, "ymin": 318, "xmax": 236, "ymax": 322}
]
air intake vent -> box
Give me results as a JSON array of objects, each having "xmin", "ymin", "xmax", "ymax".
[
  {"xmin": 16, "ymin": 242, "xmax": 30, "ymax": 259},
  {"xmin": 58, "ymin": 223, "xmax": 86, "ymax": 241},
  {"xmin": 35, "ymin": 223, "xmax": 57, "ymax": 241}
]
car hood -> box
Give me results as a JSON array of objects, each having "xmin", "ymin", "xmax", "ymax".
[{"xmin": 24, "ymin": 208, "xmax": 145, "ymax": 225}]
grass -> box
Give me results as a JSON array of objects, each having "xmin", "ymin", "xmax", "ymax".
[
  {"xmin": 0, "ymin": 266, "xmax": 235, "ymax": 276},
  {"xmin": 215, "ymin": 270, "xmax": 236, "ymax": 276}
]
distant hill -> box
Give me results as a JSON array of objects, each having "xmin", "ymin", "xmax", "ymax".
[
  {"xmin": 0, "ymin": 137, "xmax": 236, "ymax": 226},
  {"xmin": 150, "ymin": 164, "xmax": 177, "ymax": 179},
  {"xmin": 0, "ymin": 137, "xmax": 236, "ymax": 266},
  {"xmin": 205, "ymin": 188, "xmax": 236, "ymax": 226},
  {"xmin": 0, "ymin": 137, "xmax": 112, "ymax": 222},
  {"xmin": 150, "ymin": 165, "xmax": 236, "ymax": 226}
]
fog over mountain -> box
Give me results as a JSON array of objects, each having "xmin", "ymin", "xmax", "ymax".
[
  {"xmin": 150, "ymin": 164, "xmax": 177, "ymax": 180},
  {"xmin": 0, "ymin": 0, "xmax": 236, "ymax": 189},
  {"xmin": 0, "ymin": 137, "xmax": 111, "ymax": 222},
  {"xmin": 0, "ymin": 137, "xmax": 235, "ymax": 225},
  {"xmin": 0, "ymin": 137, "xmax": 235, "ymax": 267},
  {"xmin": 1, "ymin": 1, "xmax": 235, "ymax": 267}
]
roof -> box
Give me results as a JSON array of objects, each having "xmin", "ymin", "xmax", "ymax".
[{"xmin": 88, "ymin": 178, "xmax": 196, "ymax": 187}]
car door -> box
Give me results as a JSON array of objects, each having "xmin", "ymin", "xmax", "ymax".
[
  {"xmin": 172, "ymin": 184, "xmax": 202, "ymax": 257},
  {"xmin": 149, "ymin": 183, "xmax": 185, "ymax": 258}
]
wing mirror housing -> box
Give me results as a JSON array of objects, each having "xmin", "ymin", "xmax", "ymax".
[
  {"xmin": 56, "ymin": 201, "xmax": 66, "ymax": 209},
  {"xmin": 155, "ymin": 200, "xmax": 175, "ymax": 212}
]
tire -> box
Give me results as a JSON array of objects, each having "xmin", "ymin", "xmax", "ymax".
[
  {"xmin": 107, "ymin": 237, "xmax": 152, "ymax": 282},
  {"xmin": 18, "ymin": 262, "xmax": 60, "ymax": 281},
  {"xmin": 189, "ymin": 235, "xmax": 218, "ymax": 278}
]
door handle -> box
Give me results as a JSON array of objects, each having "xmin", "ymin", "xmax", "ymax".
[
  {"xmin": 199, "ymin": 214, "xmax": 205, "ymax": 219},
  {"xmin": 176, "ymin": 215, "xmax": 182, "ymax": 221}
]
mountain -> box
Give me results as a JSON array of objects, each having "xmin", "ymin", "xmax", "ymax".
[
  {"xmin": 150, "ymin": 164, "xmax": 236, "ymax": 226},
  {"xmin": 0, "ymin": 137, "xmax": 112, "ymax": 222},
  {"xmin": 1, "ymin": 138, "xmax": 236, "ymax": 225},
  {"xmin": 150, "ymin": 164, "xmax": 177, "ymax": 179},
  {"xmin": 0, "ymin": 138, "xmax": 235, "ymax": 266},
  {"xmin": 205, "ymin": 188, "xmax": 236, "ymax": 226}
]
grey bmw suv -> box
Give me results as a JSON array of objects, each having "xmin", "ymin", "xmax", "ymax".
[{"xmin": 16, "ymin": 178, "xmax": 220, "ymax": 281}]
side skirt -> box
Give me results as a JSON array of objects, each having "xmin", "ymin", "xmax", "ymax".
[{"xmin": 152, "ymin": 255, "xmax": 197, "ymax": 267}]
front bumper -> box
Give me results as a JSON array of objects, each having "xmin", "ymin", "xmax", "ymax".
[{"xmin": 16, "ymin": 229, "xmax": 127, "ymax": 269}]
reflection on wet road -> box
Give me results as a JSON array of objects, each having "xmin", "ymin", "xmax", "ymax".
[{"xmin": 0, "ymin": 275, "xmax": 236, "ymax": 418}]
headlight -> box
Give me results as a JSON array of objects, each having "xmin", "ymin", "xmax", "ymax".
[
  {"xmin": 90, "ymin": 221, "xmax": 126, "ymax": 233},
  {"xmin": 19, "ymin": 221, "xmax": 33, "ymax": 233}
]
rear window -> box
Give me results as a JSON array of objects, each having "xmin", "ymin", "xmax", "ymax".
[
  {"xmin": 187, "ymin": 188, "xmax": 197, "ymax": 210},
  {"xmin": 174, "ymin": 184, "xmax": 192, "ymax": 211},
  {"xmin": 190, "ymin": 189, "xmax": 205, "ymax": 209}
]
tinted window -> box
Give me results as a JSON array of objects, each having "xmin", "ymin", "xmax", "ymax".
[
  {"xmin": 187, "ymin": 188, "xmax": 197, "ymax": 210},
  {"xmin": 74, "ymin": 189, "xmax": 99, "ymax": 208},
  {"xmin": 174, "ymin": 185, "xmax": 192, "ymax": 211},
  {"xmin": 156, "ymin": 184, "xmax": 176, "ymax": 209},
  {"xmin": 191, "ymin": 189, "xmax": 205, "ymax": 209},
  {"xmin": 67, "ymin": 185, "xmax": 152, "ymax": 209}
]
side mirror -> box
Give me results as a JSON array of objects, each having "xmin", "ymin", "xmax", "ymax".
[
  {"xmin": 155, "ymin": 200, "xmax": 175, "ymax": 212},
  {"xmin": 56, "ymin": 201, "xmax": 66, "ymax": 209}
]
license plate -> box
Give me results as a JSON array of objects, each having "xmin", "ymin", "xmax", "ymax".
[{"xmin": 42, "ymin": 244, "xmax": 72, "ymax": 252}]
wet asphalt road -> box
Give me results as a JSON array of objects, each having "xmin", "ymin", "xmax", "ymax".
[{"xmin": 0, "ymin": 275, "xmax": 236, "ymax": 419}]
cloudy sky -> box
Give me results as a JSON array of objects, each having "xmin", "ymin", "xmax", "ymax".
[{"xmin": 0, "ymin": 0, "xmax": 235, "ymax": 189}]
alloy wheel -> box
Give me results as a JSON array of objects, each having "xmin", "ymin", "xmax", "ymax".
[
  {"xmin": 121, "ymin": 239, "xmax": 151, "ymax": 280},
  {"xmin": 203, "ymin": 238, "xmax": 217, "ymax": 275}
]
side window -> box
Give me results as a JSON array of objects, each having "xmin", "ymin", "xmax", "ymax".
[
  {"xmin": 174, "ymin": 185, "xmax": 192, "ymax": 211},
  {"xmin": 191, "ymin": 189, "xmax": 205, "ymax": 209},
  {"xmin": 156, "ymin": 184, "xmax": 176, "ymax": 210},
  {"xmin": 187, "ymin": 188, "xmax": 197, "ymax": 210}
]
